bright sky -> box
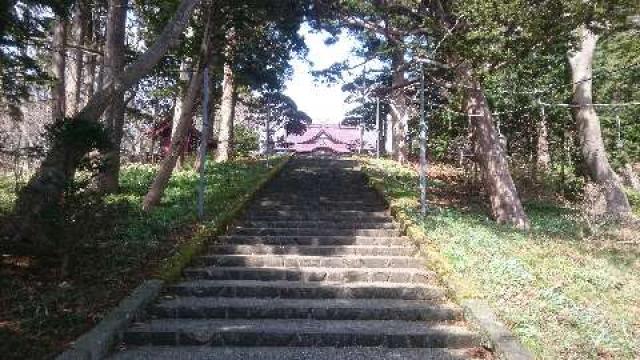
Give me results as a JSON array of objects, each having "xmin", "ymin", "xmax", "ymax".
[{"xmin": 284, "ymin": 26, "xmax": 361, "ymax": 124}]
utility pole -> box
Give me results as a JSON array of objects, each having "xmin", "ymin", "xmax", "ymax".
[
  {"xmin": 376, "ymin": 97, "xmax": 380, "ymax": 158},
  {"xmin": 359, "ymin": 67, "xmax": 366, "ymax": 154},
  {"xmin": 419, "ymin": 64, "xmax": 428, "ymax": 216},
  {"xmin": 265, "ymin": 103, "xmax": 271, "ymax": 168},
  {"xmin": 197, "ymin": 66, "xmax": 210, "ymax": 220}
]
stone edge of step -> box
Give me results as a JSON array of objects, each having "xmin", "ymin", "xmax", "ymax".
[
  {"xmin": 108, "ymin": 346, "xmax": 487, "ymax": 360},
  {"xmin": 55, "ymin": 280, "xmax": 164, "ymax": 360},
  {"xmin": 463, "ymin": 300, "xmax": 534, "ymax": 360}
]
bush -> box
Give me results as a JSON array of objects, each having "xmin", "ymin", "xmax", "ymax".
[{"xmin": 233, "ymin": 125, "xmax": 259, "ymax": 157}]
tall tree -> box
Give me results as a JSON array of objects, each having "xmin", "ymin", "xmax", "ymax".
[
  {"xmin": 215, "ymin": 27, "xmax": 237, "ymax": 163},
  {"xmin": 11, "ymin": 0, "xmax": 201, "ymax": 246},
  {"xmin": 65, "ymin": 0, "xmax": 88, "ymax": 116},
  {"xmin": 171, "ymin": 60, "xmax": 192, "ymax": 169},
  {"xmin": 1, "ymin": 0, "xmax": 62, "ymax": 108},
  {"xmin": 97, "ymin": 0, "xmax": 129, "ymax": 192},
  {"xmin": 457, "ymin": 63, "xmax": 528, "ymax": 228},
  {"xmin": 568, "ymin": 26, "xmax": 631, "ymax": 215},
  {"xmin": 51, "ymin": 18, "xmax": 67, "ymax": 122},
  {"xmin": 389, "ymin": 44, "xmax": 409, "ymax": 163},
  {"xmin": 143, "ymin": 4, "xmax": 214, "ymax": 210}
]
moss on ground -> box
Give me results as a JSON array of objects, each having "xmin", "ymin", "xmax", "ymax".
[{"xmin": 361, "ymin": 157, "xmax": 639, "ymax": 360}]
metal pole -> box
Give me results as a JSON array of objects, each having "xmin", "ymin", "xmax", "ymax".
[
  {"xmin": 197, "ymin": 66, "xmax": 210, "ymax": 220},
  {"xmin": 419, "ymin": 65, "xmax": 427, "ymax": 216},
  {"xmin": 616, "ymin": 114, "xmax": 622, "ymax": 149},
  {"xmin": 265, "ymin": 105, "xmax": 271, "ymax": 168},
  {"xmin": 359, "ymin": 69, "xmax": 365, "ymax": 154},
  {"xmin": 376, "ymin": 97, "xmax": 380, "ymax": 158}
]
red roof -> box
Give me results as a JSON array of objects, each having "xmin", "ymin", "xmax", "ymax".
[{"xmin": 286, "ymin": 124, "xmax": 360, "ymax": 154}]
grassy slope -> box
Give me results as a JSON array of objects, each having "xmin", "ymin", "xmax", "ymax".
[
  {"xmin": 0, "ymin": 158, "xmax": 277, "ymax": 360},
  {"xmin": 361, "ymin": 158, "xmax": 639, "ymax": 360}
]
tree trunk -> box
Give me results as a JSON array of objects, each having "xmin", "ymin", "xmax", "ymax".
[
  {"xmin": 84, "ymin": 15, "xmax": 97, "ymax": 102},
  {"xmin": 536, "ymin": 108, "xmax": 551, "ymax": 176},
  {"xmin": 620, "ymin": 163, "xmax": 640, "ymax": 192},
  {"xmin": 389, "ymin": 45, "xmax": 408, "ymax": 163},
  {"xmin": 142, "ymin": 67, "xmax": 203, "ymax": 209},
  {"xmin": 97, "ymin": 0, "xmax": 129, "ymax": 193},
  {"xmin": 215, "ymin": 29, "xmax": 237, "ymax": 163},
  {"xmin": 66, "ymin": 0, "xmax": 87, "ymax": 117},
  {"xmin": 51, "ymin": 18, "xmax": 67, "ymax": 122},
  {"xmin": 171, "ymin": 60, "xmax": 191, "ymax": 169},
  {"xmin": 194, "ymin": 77, "xmax": 215, "ymax": 170},
  {"xmin": 12, "ymin": 0, "xmax": 201, "ymax": 244},
  {"xmin": 458, "ymin": 64, "xmax": 529, "ymax": 230},
  {"xmin": 85, "ymin": 53, "xmax": 96, "ymax": 100},
  {"xmin": 142, "ymin": 7, "xmax": 214, "ymax": 211},
  {"xmin": 568, "ymin": 26, "xmax": 631, "ymax": 216}
]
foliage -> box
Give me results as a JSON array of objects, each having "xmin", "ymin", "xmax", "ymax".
[
  {"xmin": 241, "ymin": 91, "xmax": 312, "ymax": 139},
  {"xmin": 0, "ymin": 176, "xmax": 16, "ymax": 215},
  {"xmin": 594, "ymin": 30, "xmax": 640, "ymax": 166},
  {"xmin": 233, "ymin": 124, "xmax": 259, "ymax": 157},
  {"xmin": 361, "ymin": 157, "xmax": 639, "ymax": 360},
  {"xmin": 0, "ymin": 158, "xmax": 276, "ymax": 359},
  {"xmin": 0, "ymin": 0, "xmax": 67, "ymax": 107},
  {"xmin": 325, "ymin": 0, "xmax": 640, "ymax": 177}
]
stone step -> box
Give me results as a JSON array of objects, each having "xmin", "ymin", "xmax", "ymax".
[
  {"xmin": 151, "ymin": 297, "xmax": 463, "ymax": 321},
  {"xmin": 231, "ymin": 228, "xmax": 401, "ymax": 237},
  {"xmin": 243, "ymin": 210, "xmax": 390, "ymax": 219},
  {"xmin": 208, "ymin": 244, "xmax": 414, "ymax": 256},
  {"xmin": 216, "ymin": 235, "xmax": 409, "ymax": 246},
  {"xmin": 168, "ymin": 280, "xmax": 446, "ymax": 301},
  {"xmin": 110, "ymin": 346, "xmax": 486, "ymax": 360},
  {"xmin": 262, "ymin": 190, "xmax": 374, "ymax": 196},
  {"xmin": 256, "ymin": 200, "xmax": 385, "ymax": 206},
  {"xmin": 194, "ymin": 255, "xmax": 422, "ymax": 268},
  {"xmin": 245, "ymin": 215, "xmax": 393, "ymax": 223},
  {"xmin": 248, "ymin": 205, "xmax": 385, "ymax": 212},
  {"xmin": 183, "ymin": 267, "xmax": 436, "ymax": 284},
  {"xmin": 257, "ymin": 195, "xmax": 382, "ymax": 201},
  {"xmin": 239, "ymin": 221, "xmax": 397, "ymax": 229},
  {"xmin": 254, "ymin": 196, "xmax": 384, "ymax": 206},
  {"xmin": 124, "ymin": 319, "xmax": 479, "ymax": 348}
]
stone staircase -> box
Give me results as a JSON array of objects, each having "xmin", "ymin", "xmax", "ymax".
[{"xmin": 111, "ymin": 158, "xmax": 488, "ymax": 359}]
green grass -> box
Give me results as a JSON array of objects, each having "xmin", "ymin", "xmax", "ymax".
[
  {"xmin": 361, "ymin": 157, "xmax": 639, "ymax": 360},
  {"xmin": 0, "ymin": 176, "xmax": 16, "ymax": 215},
  {"xmin": 0, "ymin": 158, "xmax": 280, "ymax": 359},
  {"xmin": 626, "ymin": 189, "xmax": 640, "ymax": 217}
]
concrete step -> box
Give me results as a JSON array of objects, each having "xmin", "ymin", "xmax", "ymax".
[
  {"xmin": 245, "ymin": 215, "xmax": 393, "ymax": 223},
  {"xmin": 168, "ymin": 280, "xmax": 447, "ymax": 301},
  {"xmin": 239, "ymin": 221, "xmax": 397, "ymax": 229},
  {"xmin": 110, "ymin": 346, "xmax": 486, "ymax": 360},
  {"xmin": 194, "ymin": 255, "xmax": 422, "ymax": 268},
  {"xmin": 216, "ymin": 235, "xmax": 409, "ymax": 246},
  {"xmin": 231, "ymin": 228, "xmax": 402, "ymax": 237},
  {"xmin": 151, "ymin": 297, "xmax": 463, "ymax": 321},
  {"xmin": 248, "ymin": 205, "xmax": 385, "ymax": 212},
  {"xmin": 243, "ymin": 210, "xmax": 390, "ymax": 219},
  {"xmin": 183, "ymin": 267, "xmax": 436, "ymax": 284},
  {"xmin": 207, "ymin": 244, "xmax": 414, "ymax": 256},
  {"xmin": 257, "ymin": 195, "xmax": 382, "ymax": 202},
  {"xmin": 123, "ymin": 319, "xmax": 479, "ymax": 348},
  {"xmin": 255, "ymin": 200, "xmax": 385, "ymax": 207}
]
